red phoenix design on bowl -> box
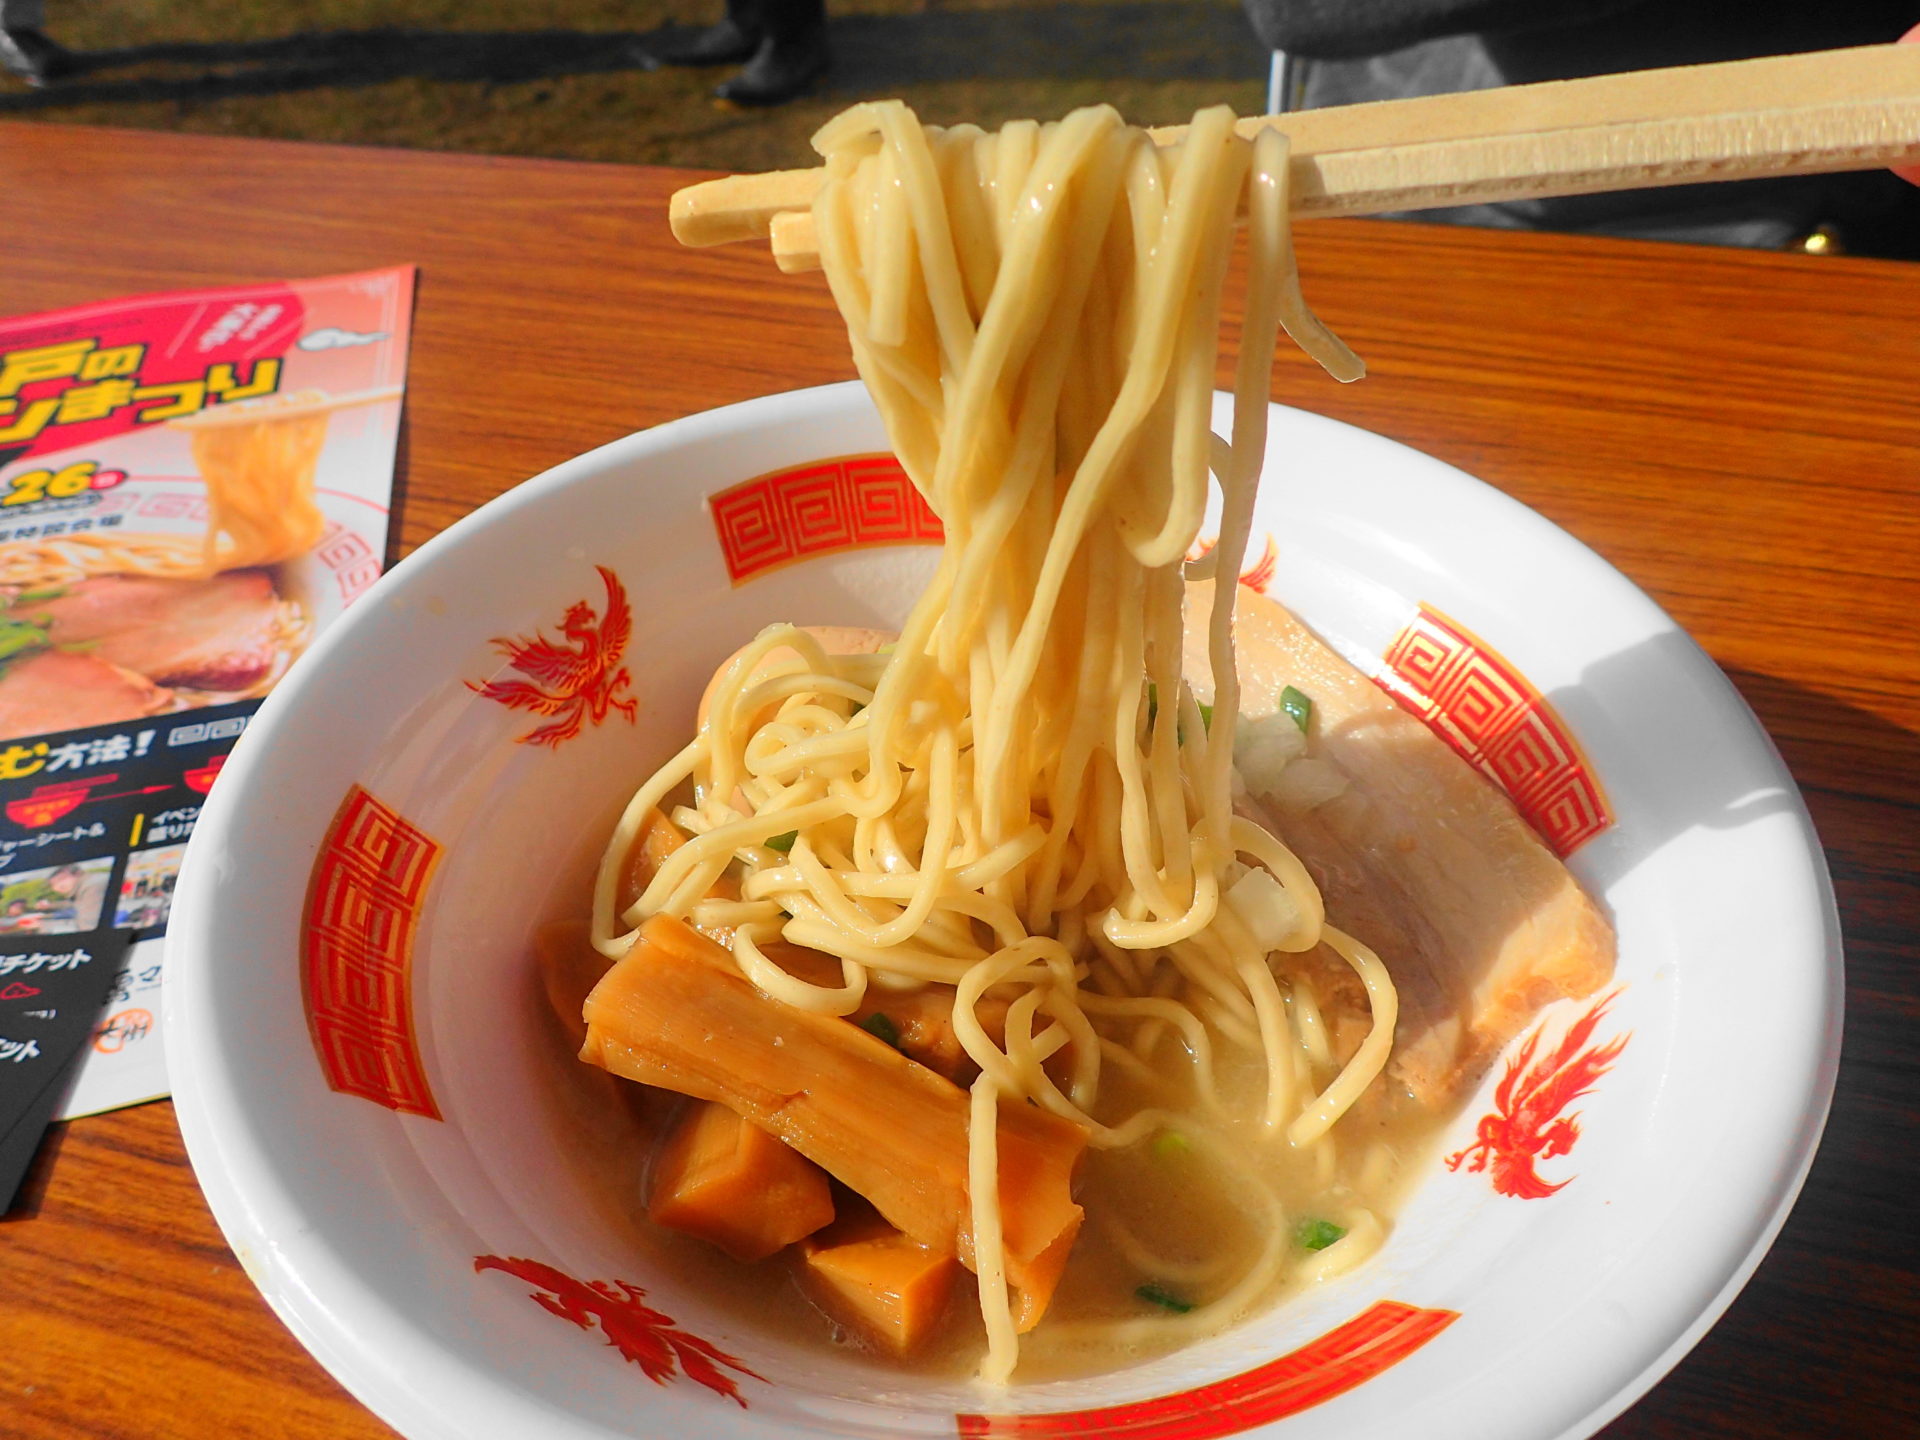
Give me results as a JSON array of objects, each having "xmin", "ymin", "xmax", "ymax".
[
  {"xmin": 1445, "ymin": 989, "xmax": 1630, "ymax": 1199},
  {"xmin": 468, "ymin": 565, "xmax": 637, "ymax": 748},
  {"xmin": 475, "ymin": 1255, "xmax": 764, "ymax": 1407}
]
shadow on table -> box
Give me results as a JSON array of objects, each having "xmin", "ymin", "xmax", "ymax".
[
  {"xmin": 0, "ymin": 27, "xmax": 658, "ymax": 110},
  {"xmin": 1594, "ymin": 664, "xmax": 1920, "ymax": 1438},
  {"xmin": 0, "ymin": 1118, "xmax": 67, "ymax": 1223},
  {"xmin": 0, "ymin": 8, "xmax": 1261, "ymax": 113}
]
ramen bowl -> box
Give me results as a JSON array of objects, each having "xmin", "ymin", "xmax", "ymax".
[{"xmin": 167, "ymin": 382, "xmax": 1841, "ymax": 1440}]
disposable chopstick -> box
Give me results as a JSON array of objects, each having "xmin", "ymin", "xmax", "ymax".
[
  {"xmin": 668, "ymin": 43, "xmax": 1920, "ymax": 272},
  {"xmin": 167, "ymin": 384, "xmax": 406, "ymax": 429}
]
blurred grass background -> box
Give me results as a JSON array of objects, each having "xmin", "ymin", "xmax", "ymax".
[{"xmin": 0, "ymin": 0, "xmax": 1270, "ymax": 172}]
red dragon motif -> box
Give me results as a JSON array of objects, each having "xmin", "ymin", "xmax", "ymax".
[
  {"xmin": 467, "ymin": 565, "xmax": 637, "ymax": 748},
  {"xmin": 1445, "ymin": 990, "xmax": 1630, "ymax": 1199},
  {"xmin": 474, "ymin": 1255, "xmax": 764, "ymax": 1407}
]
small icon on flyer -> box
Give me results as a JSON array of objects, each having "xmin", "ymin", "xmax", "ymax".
[
  {"xmin": 183, "ymin": 754, "xmax": 228, "ymax": 794},
  {"xmin": 94, "ymin": 1008, "xmax": 154, "ymax": 1054},
  {"xmin": 5, "ymin": 775, "xmax": 173, "ymax": 828},
  {"xmin": 7, "ymin": 778, "xmax": 112, "ymax": 828}
]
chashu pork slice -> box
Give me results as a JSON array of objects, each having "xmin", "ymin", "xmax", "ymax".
[
  {"xmin": 0, "ymin": 649, "xmax": 172, "ymax": 742},
  {"xmin": 13, "ymin": 571, "xmax": 282, "ymax": 690},
  {"xmin": 1184, "ymin": 580, "xmax": 1616, "ymax": 1107}
]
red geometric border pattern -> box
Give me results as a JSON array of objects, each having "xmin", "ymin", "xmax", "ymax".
[
  {"xmin": 302, "ymin": 784, "xmax": 443, "ymax": 1119},
  {"xmin": 1379, "ymin": 606, "xmax": 1610, "ymax": 857},
  {"xmin": 313, "ymin": 521, "xmax": 384, "ymax": 603},
  {"xmin": 958, "ymin": 1301, "xmax": 1457, "ymax": 1439},
  {"xmin": 708, "ymin": 453, "xmax": 943, "ymax": 584}
]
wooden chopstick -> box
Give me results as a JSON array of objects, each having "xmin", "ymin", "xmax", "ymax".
[
  {"xmin": 167, "ymin": 384, "xmax": 405, "ymax": 429},
  {"xmin": 670, "ymin": 43, "xmax": 1920, "ymax": 272}
]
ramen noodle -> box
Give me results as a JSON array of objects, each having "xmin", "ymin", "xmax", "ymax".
[
  {"xmin": 575, "ymin": 102, "xmax": 1613, "ymax": 1382},
  {"xmin": 0, "ymin": 393, "xmax": 331, "ymax": 590},
  {"xmin": 0, "ymin": 532, "xmax": 210, "ymax": 589},
  {"xmin": 186, "ymin": 405, "xmax": 330, "ymax": 575}
]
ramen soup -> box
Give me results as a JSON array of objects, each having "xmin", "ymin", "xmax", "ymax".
[
  {"xmin": 545, "ymin": 967, "xmax": 1447, "ymax": 1387},
  {"xmin": 547, "ymin": 101, "xmax": 1615, "ymax": 1384}
]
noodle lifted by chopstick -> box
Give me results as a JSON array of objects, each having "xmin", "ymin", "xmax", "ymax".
[{"xmin": 596, "ymin": 101, "xmax": 1390, "ymax": 1382}]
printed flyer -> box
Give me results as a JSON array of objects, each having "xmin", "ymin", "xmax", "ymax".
[
  {"xmin": 0, "ymin": 267, "xmax": 414, "ymax": 1144},
  {"xmin": 0, "ymin": 928, "xmax": 132, "ymax": 1206}
]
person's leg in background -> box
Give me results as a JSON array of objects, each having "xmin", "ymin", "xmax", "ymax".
[
  {"xmin": 648, "ymin": 0, "xmax": 828, "ymax": 107},
  {"xmin": 647, "ymin": 0, "xmax": 764, "ymax": 68},
  {"xmin": 0, "ymin": 0, "xmax": 74, "ymax": 85}
]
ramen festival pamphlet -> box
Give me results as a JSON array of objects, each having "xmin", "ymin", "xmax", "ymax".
[{"xmin": 0, "ymin": 268, "xmax": 415, "ymax": 1144}]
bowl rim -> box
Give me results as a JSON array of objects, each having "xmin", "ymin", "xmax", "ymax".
[{"xmin": 166, "ymin": 380, "xmax": 1845, "ymax": 1440}]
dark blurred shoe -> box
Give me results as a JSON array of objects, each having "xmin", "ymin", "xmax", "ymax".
[
  {"xmin": 0, "ymin": 27, "xmax": 74, "ymax": 85},
  {"xmin": 645, "ymin": 19, "xmax": 760, "ymax": 67},
  {"xmin": 714, "ymin": 32, "xmax": 827, "ymax": 107}
]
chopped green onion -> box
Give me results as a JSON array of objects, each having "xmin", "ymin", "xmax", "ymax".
[
  {"xmin": 1147, "ymin": 685, "xmax": 1214, "ymax": 742},
  {"xmin": 13, "ymin": 586, "xmax": 67, "ymax": 603},
  {"xmin": 1295, "ymin": 1218, "xmax": 1346, "ymax": 1251},
  {"xmin": 1151, "ymin": 1131, "xmax": 1190, "ymax": 1161},
  {"xmin": 1280, "ymin": 686, "xmax": 1313, "ymax": 733},
  {"xmin": 765, "ymin": 831, "xmax": 798, "ymax": 853},
  {"xmin": 0, "ymin": 616, "xmax": 51, "ymax": 667},
  {"xmin": 1135, "ymin": 1283, "xmax": 1194, "ymax": 1313},
  {"xmin": 859, "ymin": 1012, "xmax": 901, "ymax": 1048}
]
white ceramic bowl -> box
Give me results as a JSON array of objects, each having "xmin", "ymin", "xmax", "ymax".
[{"xmin": 168, "ymin": 383, "xmax": 1842, "ymax": 1440}]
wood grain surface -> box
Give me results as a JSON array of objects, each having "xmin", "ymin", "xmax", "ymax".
[{"xmin": 0, "ymin": 120, "xmax": 1914, "ymax": 1440}]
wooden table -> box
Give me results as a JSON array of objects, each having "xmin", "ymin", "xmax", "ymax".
[{"xmin": 0, "ymin": 121, "xmax": 1913, "ymax": 1440}]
